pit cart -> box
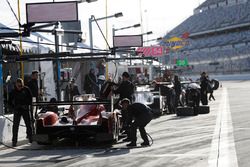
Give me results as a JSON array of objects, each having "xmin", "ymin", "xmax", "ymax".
[{"xmin": 32, "ymin": 94, "xmax": 122, "ymax": 145}]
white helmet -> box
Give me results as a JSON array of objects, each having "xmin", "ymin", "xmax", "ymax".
[{"xmin": 98, "ymin": 75, "xmax": 105, "ymax": 81}]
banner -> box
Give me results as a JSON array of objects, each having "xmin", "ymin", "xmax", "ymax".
[
  {"xmin": 164, "ymin": 36, "xmax": 188, "ymax": 50},
  {"xmin": 176, "ymin": 58, "xmax": 189, "ymax": 66},
  {"xmin": 136, "ymin": 46, "xmax": 164, "ymax": 57}
]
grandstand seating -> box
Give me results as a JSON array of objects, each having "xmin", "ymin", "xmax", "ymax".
[
  {"xmin": 160, "ymin": 0, "xmax": 250, "ymax": 74},
  {"xmin": 168, "ymin": 1, "xmax": 250, "ymax": 36}
]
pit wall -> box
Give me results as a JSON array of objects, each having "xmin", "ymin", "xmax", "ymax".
[{"xmin": 0, "ymin": 115, "xmax": 26, "ymax": 144}]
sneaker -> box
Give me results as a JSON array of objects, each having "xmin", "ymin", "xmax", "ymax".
[
  {"xmin": 140, "ymin": 142, "xmax": 150, "ymax": 146},
  {"xmin": 126, "ymin": 142, "xmax": 136, "ymax": 147}
]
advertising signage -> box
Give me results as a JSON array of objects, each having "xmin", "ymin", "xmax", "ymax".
[
  {"xmin": 176, "ymin": 58, "xmax": 189, "ymax": 66},
  {"xmin": 136, "ymin": 46, "xmax": 164, "ymax": 57},
  {"xmin": 164, "ymin": 36, "xmax": 189, "ymax": 50}
]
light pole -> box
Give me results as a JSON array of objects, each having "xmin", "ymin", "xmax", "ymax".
[
  {"xmin": 139, "ymin": 31, "xmax": 153, "ymax": 65},
  {"xmin": 112, "ymin": 23, "xmax": 141, "ymax": 59},
  {"xmin": 37, "ymin": 36, "xmax": 44, "ymax": 54},
  {"xmin": 112, "ymin": 23, "xmax": 141, "ymax": 37},
  {"xmin": 89, "ymin": 12, "xmax": 123, "ymax": 52},
  {"xmin": 53, "ymin": 22, "xmax": 65, "ymax": 101},
  {"xmin": 140, "ymin": 31, "xmax": 153, "ymax": 47},
  {"xmin": 137, "ymin": 31, "xmax": 153, "ymax": 46},
  {"xmin": 143, "ymin": 37, "xmax": 163, "ymax": 43},
  {"xmin": 141, "ymin": 31, "xmax": 153, "ymax": 36}
]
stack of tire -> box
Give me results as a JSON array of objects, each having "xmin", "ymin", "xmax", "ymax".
[{"xmin": 176, "ymin": 79, "xmax": 219, "ymax": 116}]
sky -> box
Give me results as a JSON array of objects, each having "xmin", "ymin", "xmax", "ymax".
[{"xmin": 0, "ymin": 0, "xmax": 205, "ymax": 50}]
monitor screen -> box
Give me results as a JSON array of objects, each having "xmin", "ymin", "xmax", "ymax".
[
  {"xmin": 26, "ymin": 1, "xmax": 78, "ymax": 23},
  {"xmin": 113, "ymin": 35, "xmax": 143, "ymax": 48}
]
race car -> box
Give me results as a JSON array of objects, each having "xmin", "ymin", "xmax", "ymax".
[
  {"xmin": 33, "ymin": 94, "xmax": 122, "ymax": 145},
  {"xmin": 176, "ymin": 78, "xmax": 219, "ymax": 116},
  {"xmin": 133, "ymin": 84, "xmax": 162, "ymax": 118},
  {"xmin": 179, "ymin": 81, "xmax": 201, "ymax": 108}
]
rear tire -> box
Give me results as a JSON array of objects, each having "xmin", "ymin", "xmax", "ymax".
[
  {"xmin": 179, "ymin": 93, "xmax": 186, "ymax": 107},
  {"xmin": 111, "ymin": 115, "xmax": 119, "ymax": 143}
]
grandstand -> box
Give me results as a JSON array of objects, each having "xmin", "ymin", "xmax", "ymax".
[{"xmin": 160, "ymin": 0, "xmax": 250, "ymax": 74}]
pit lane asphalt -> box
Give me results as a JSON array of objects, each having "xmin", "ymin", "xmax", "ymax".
[{"xmin": 0, "ymin": 80, "xmax": 249, "ymax": 167}]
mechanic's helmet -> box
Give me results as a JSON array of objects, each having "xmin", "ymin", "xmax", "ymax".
[
  {"xmin": 120, "ymin": 98, "xmax": 131, "ymax": 105},
  {"xmin": 70, "ymin": 78, "xmax": 75, "ymax": 83},
  {"xmin": 98, "ymin": 75, "xmax": 105, "ymax": 81},
  {"xmin": 122, "ymin": 72, "xmax": 130, "ymax": 78}
]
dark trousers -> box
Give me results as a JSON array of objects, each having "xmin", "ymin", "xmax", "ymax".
[
  {"xmin": 130, "ymin": 120, "xmax": 150, "ymax": 144},
  {"xmin": 166, "ymin": 92, "xmax": 176, "ymax": 114},
  {"xmin": 175, "ymin": 93, "xmax": 181, "ymax": 107},
  {"xmin": 12, "ymin": 109, "xmax": 33, "ymax": 144},
  {"xmin": 209, "ymin": 92, "xmax": 215, "ymax": 100},
  {"xmin": 200, "ymin": 90, "xmax": 208, "ymax": 105}
]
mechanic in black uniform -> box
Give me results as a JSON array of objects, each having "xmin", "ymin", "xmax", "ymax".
[
  {"xmin": 120, "ymin": 98, "xmax": 153, "ymax": 147},
  {"xmin": 174, "ymin": 75, "xmax": 182, "ymax": 107},
  {"xmin": 9, "ymin": 78, "xmax": 33, "ymax": 147},
  {"xmin": 84, "ymin": 68, "xmax": 100, "ymax": 97},
  {"xmin": 200, "ymin": 72, "xmax": 209, "ymax": 105},
  {"xmin": 113, "ymin": 72, "xmax": 135, "ymax": 102},
  {"xmin": 65, "ymin": 78, "xmax": 80, "ymax": 101},
  {"xmin": 27, "ymin": 70, "xmax": 39, "ymax": 101},
  {"xmin": 113, "ymin": 72, "xmax": 135, "ymax": 138},
  {"xmin": 27, "ymin": 70, "xmax": 39, "ymax": 133}
]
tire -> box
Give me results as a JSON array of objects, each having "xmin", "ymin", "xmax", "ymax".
[
  {"xmin": 179, "ymin": 93, "xmax": 186, "ymax": 107},
  {"xmin": 37, "ymin": 141, "xmax": 52, "ymax": 145},
  {"xmin": 36, "ymin": 137, "xmax": 54, "ymax": 145},
  {"xmin": 111, "ymin": 115, "xmax": 119, "ymax": 143},
  {"xmin": 211, "ymin": 79, "xmax": 219, "ymax": 91},
  {"xmin": 176, "ymin": 107, "xmax": 194, "ymax": 116},
  {"xmin": 197, "ymin": 106, "xmax": 210, "ymax": 114}
]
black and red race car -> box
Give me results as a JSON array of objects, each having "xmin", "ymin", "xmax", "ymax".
[{"xmin": 32, "ymin": 94, "xmax": 122, "ymax": 145}]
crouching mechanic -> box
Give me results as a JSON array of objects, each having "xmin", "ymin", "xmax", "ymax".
[{"xmin": 120, "ymin": 98, "xmax": 153, "ymax": 147}]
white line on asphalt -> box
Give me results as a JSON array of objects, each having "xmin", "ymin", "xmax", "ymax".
[
  {"xmin": 121, "ymin": 153, "xmax": 207, "ymax": 158},
  {"xmin": 82, "ymin": 153, "xmax": 207, "ymax": 158},
  {"xmin": 208, "ymin": 88, "xmax": 238, "ymax": 167}
]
